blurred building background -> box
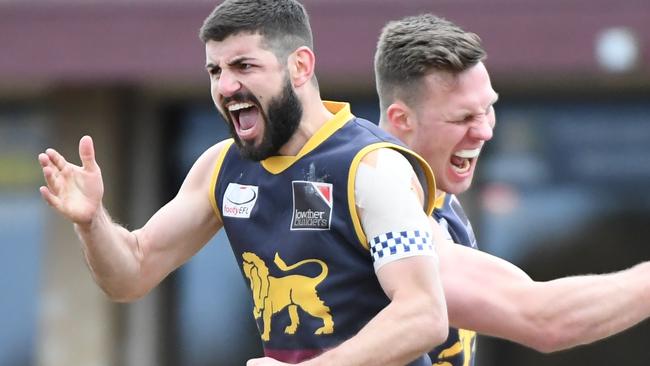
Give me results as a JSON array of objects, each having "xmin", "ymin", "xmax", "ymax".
[{"xmin": 1, "ymin": 0, "xmax": 649, "ymax": 365}]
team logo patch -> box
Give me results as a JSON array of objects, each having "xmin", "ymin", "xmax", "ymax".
[
  {"xmin": 241, "ymin": 252, "xmax": 333, "ymax": 342},
  {"xmin": 291, "ymin": 181, "xmax": 333, "ymax": 230},
  {"xmin": 223, "ymin": 183, "xmax": 258, "ymax": 218}
]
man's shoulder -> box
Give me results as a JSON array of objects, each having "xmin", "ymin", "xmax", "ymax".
[
  {"xmin": 188, "ymin": 139, "xmax": 235, "ymax": 180},
  {"xmin": 205, "ymin": 139, "xmax": 234, "ymax": 159}
]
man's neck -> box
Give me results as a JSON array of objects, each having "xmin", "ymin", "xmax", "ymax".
[{"xmin": 277, "ymin": 97, "xmax": 334, "ymax": 156}]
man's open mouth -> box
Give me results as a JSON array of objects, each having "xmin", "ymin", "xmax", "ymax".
[
  {"xmin": 228, "ymin": 102, "xmax": 260, "ymax": 134},
  {"xmin": 451, "ymin": 148, "xmax": 481, "ymax": 174}
]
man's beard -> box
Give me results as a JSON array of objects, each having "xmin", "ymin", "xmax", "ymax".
[{"xmin": 222, "ymin": 77, "xmax": 303, "ymax": 161}]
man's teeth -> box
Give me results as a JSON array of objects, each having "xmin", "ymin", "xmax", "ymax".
[
  {"xmin": 228, "ymin": 102, "xmax": 254, "ymax": 112},
  {"xmin": 453, "ymin": 148, "xmax": 481, "ymax": 159},
  {"xmin": 451, "ymin": 159, "xmax": 471, "ymax": 173},
  {"xmin": 451, "ymin": 148, "xmax": 480, "ymax": 173}
]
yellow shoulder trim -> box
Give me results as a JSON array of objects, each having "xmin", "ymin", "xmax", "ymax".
[
  {"xmin": 348, "ymin": 143, "xmax": 436, "ymax": 250},
  {"xmin": 434, "ymin": 192, "xmax": 446, "ymax": 209},
  {"xmin": 208, "ymin": 139, "xmax": 235, "ymax": 220},
  {"xmin": 261, "ymin": 101, "xmax": 353, "ymax": 174}
]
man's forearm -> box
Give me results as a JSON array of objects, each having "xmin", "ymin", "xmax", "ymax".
[
  {"xmin": 301, "ymin": 292, "xmax": 447, "ymax": 366},
  {"xmin": 526, "ymin": 261, "xmax": 650, "ymax": 352},
  {"xmin": 441, "ymin": 243, "xmax": 650, "ymax": 353},
  {"xmin": 74, "ymin": 206, "xmax": 144, "ymax": 301}
]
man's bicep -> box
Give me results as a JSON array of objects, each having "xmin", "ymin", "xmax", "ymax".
[
  {"xmin": 376, "ymin": 255, "xmax": 442, "ymax": 300},
  {"xmin": 139, "ymin": 189, "xmax": 221, "ymax": 258},
  {"xmin": 439, "ymin": 243, "xmax": 535, "ymax": 335},
  {"xmin": 136, "ymin": 143, "xmax": 225, "ymax": 280}
]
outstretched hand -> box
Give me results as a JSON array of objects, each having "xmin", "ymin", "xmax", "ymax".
[{"xmin": 38, "ymin": 135, "xmax": 104, "ymax": 225}]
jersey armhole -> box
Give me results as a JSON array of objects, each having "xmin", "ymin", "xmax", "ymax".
[{"xmin": 208, "ymin": 139, "xmax": 235, "ymax": 221}]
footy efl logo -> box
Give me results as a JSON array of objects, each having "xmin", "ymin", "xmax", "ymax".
[
  {"xmin": 291, "ymin": 181, "xmax": 333, "ymax": 230},
  {"xmin": 223, "ymin": 183, "xmax": 258, "ymax": 218}
]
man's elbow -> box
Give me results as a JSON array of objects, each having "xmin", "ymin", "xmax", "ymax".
[
  {"xmin": 395, "ymin": 295, "xmax": 449, "ymax": 353},
  {"xmin": 520, "ymin": 320, "xmax": 575, "ymax": 353},
  {"xmin": 419, "ymin": 286, "xmax": 450, "ymax": 348},
  {"xmin": 424, "ymin": 319, "xmax": 450, "ymax": 349},
  {"xmin": 106, "ymin": 292, "xmax": 142, "ymax": 303},
  {"xmin": 418, "ymin": 304, "xmax": 450, "ymax": 349},
  {"xmin": 524, "ymin": 332, "xmax": 565, "ymax": 354},
  {"xmin": 100, "ymin": 283, "xmax": 148, "ymax": 303},
  {"xmin": 90, "ymin": 267, "xmax": 151, "ymax": 303}
]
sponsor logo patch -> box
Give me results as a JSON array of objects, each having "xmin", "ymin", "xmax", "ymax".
[
  {"xmin": 291, "ymin": 181, "xmax": 333, "ymax": 230},
  {"xmin": 223, "ymin": 183, "xmax": 258, "ymax": 218}
]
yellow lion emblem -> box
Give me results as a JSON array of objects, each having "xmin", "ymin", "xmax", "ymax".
[{"xmin": 241, "ymin": 252, "xmax": 334, "ymax": 342}]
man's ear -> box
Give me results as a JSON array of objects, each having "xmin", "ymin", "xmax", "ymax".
[
  {"xmin": 288, "ymin": 46, "xmax": 315, "ymax": 87},
  {"xmin": 386, "ymin": 101, "xmax": 415, "ymax": 132}
]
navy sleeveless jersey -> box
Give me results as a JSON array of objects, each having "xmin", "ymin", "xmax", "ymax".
[
  {"xmin": 428, "ymin": 193, "xmax": 478, "ymax": 365},
  {"xmin": 210, "ymin": 102, "xmax": 435, "ymax": 365}
]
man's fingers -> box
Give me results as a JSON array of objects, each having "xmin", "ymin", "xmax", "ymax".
[
  {"xmin": 39, "ymin": 153, "xmax": 60, "ymax": 195},
  {"xmin": 78, "ymin": 135, "xmax": 98, "ymax": 172},
  {"xmin": 38, "ymin": 153, "xmax": 51, "ymax": 168},
  {"xmin": 45, "ymin": 148, "xmax": 68, "ymax": 172},
  {"xmin": 42, "ymin": 166, "xmax": 57, "ymax": 192},
  {"xmin": 39, "ymin": 186, "xmax": 61, "ymax": 209}
]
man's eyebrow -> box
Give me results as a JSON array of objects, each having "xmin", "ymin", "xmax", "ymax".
[{"xmin": 226, "ymin": 56, "xmax": 254, "ymax": 66}]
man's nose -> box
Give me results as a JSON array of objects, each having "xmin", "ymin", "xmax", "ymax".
[
  {"xmin": 469, "ymin": 116, "xmax": 494, "ymax": 141},
  {"xmin": 217, "ymin": 70, "xmax": 241, "ymax": 97}
]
